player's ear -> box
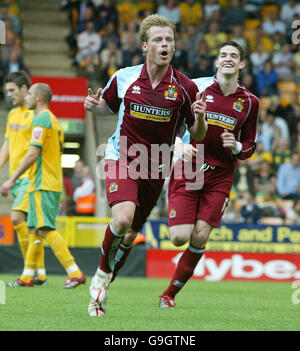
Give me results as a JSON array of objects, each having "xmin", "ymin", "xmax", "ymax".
[
  {"xmin": 239, "ymin": 60, "xmax": 246, "ymax": 70},
  {"xmin": 142, "ymin": 41, "xmax": 147, "ymax": 55}
]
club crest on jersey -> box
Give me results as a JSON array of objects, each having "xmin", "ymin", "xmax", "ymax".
[
  {"xmin": 169, "ymin": 209, "xmax": 176, "ymax": 219},
  {"xmin": 109, "ymin": 182, "xmax": 119, "ymax": 193},
  {"xmin": 233, "ymin": 98, "xmax": 244, "ymax": 112},
  {"xmin": 165, "ymin": 85, "xmax": 178, "ymax": 101}
]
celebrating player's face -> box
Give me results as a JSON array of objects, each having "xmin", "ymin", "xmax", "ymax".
[
  {"xmin": 143, "ymin": 26, "xmax": 175, "ymax": 67},
  {"xmin": 5, "ymin": 82, "xmax": 27, "ymax": 106},
  {"xmin": 215, "ymin": 45, "xmax": 245, "ymax": 76}
]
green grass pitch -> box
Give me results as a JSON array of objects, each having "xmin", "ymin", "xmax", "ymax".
[{"xmin": 0, "ymin": 274, "xmax": 299, "ymax": 331}]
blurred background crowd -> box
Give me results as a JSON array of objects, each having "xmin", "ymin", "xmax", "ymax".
[{"xmin": 1, "ymin": 0, "xmax": 300, "ymax": 225}]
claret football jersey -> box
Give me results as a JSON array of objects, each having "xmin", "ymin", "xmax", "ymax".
[
  {"xmin": 101, "ymin": 63, "xmax": 198, "ymax": 174},
  {"xmin": 5, "ymin": 105, "xmax": 34, "ymax": 178},
  {"xmin": 183, "ymin": 76, "xmax": 260, "ymax": 170},
  {"xmin": 28, "ymin": 109, "xmax": 64, "ymax": 192}
]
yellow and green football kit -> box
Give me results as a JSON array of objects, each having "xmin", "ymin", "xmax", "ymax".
[
  {"xmin": 22, "ymin": 109, "xmax": 83, "ymax": 283},
  {"xmin": 5, "ymin": 106, "xmax": 33, "ymax": 213},
  {"xmin": 26, "ymin": 109, "xmax": 64, "ymax": 229}
]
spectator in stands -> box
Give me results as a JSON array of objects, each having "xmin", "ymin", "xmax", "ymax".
[
  {"xmin": 0, "ymin": 3, "xmax": 21, "ymax": 35},
  {"xmin": 221, "ymin": 199, "xmax": 241, "ymax": 224},
  {"xmin": 203, "ymin": 0, "xmax": 220, "ymax": 19},
  {"xmin": 74, "ymin": 5, "xmax": 96, "ymax": 35},
  {"xmin": 62, "ymin": 0, "xmax": 95, "ymax": 28},
  {"xmin": 204, "ymin": 21, "xmax": 227, "ymax": 57},
  {"xmin": 71, "ymin": 159, "xmax": 84, "ymax": 190},
  {"xmin": 1, "ymin": 47, "xmax": 29, "ymax": 77},
  {"xmin": 249, "ymin": 26, "xmax": 274, "ymax": 54},
  {"xmin": 78, "ymin": 52, "xmax": 106, "ymax": 89},
  {"xmin": 247, "ymin": 141, "xmax": 273, "ymax": 174},
  {"xmin": 171, "ymin": 37, "xmax": 188, "ymax": 74},
  {"xmin": 272, "ymin": 137, "xmax": 292, "ymax": 172},
  {"xmin": 75, "ymin": 20, "xmax": 102, "ymax": 65},
  {"xmin": 230, "ymin": 25, "xmax": 249, "ymax": 54},
  {"xmin": 242, "ymin": 0, "xmax": 263, "ymax": 19},
  {"xmin": 117, "ymin": 0, "xmax": 138, "ymax": 33},
  {"xmin": 255, "ymin": 60, "xmax": 279, "ymax": 97},
  {"xmin": 121, "ymin": 35, "xmax": 143, "ymax": 68},
  {"xmin": 188, "ymin": 39, "xmax": 213, "ymax": 70},
  {"xmin": 291, "ymin": 120, "xmax": 300, "ymax": 152},
  {"xmin": 241, "ymin": 73, "xmax": 258, "ymax": 97},
  {"xmin": 73, "ymin": 165, "xmax": 96, "ymax": 216},
  {"xmin": 253, "ymin": 159, "xmax": 277, "ymax": 197},
  {"xmin": 277, "ymin": 152, "xmax": 300, "ymax": 200},
  {"xmin": 272, "ymin": 42, "xmax": 294, "ymax": 80},
  {"xmin": 120, "ymin": 20, "xmax": 140, "ymax": 51},
  {"xmin": 178, "ymin": 0, "xmax": 203, "ymax": 29},
  {"xmin": 241, "ymin": 191, "xmax": 261, "ymax": 224},
  {"xmin": 182, "ymin": 24, "xmax": 204, "ymax": 67},
  {"xmin": 262, "ymin": 9, "xmax": 286, "ymax": 37},
  {"xmin": 100, "ymin": 39, "xmax": 122, "ymax": 71},
  {"xmin": 223, "ymin": 0, "xmax": 247, "ymax": 33},
  {"xmin": 293, "ymin": 44, "xmax": 300, "ymax": 83},
  {"xmin": 157, "ymin": 0, "xmax": 181, "ymax": 31},
  {"xmin": 280, "ymin": 0, "xmax": 300, "ymax": 25},
  {"xmin": 250, "ymin": 42, "xmax": 270, "ymax": 75},
  {"xmin": 285, "ymin": 198, "xmax": 300, "ymax": 225},
  {"xmin": 95, "ymin": 0, "xmax": 118, "ymax": 31},
  {"xmin": 189, "ymin": 54, "xmax": 214, "ymax": 79},
  {"xmin": 233, "ymin": 160, "xmax": 255, "ymax": 196},
  {"xmin": 100, "ymin": 21, "xmax": 121, "ymax": 50},
  {"xmin": 260, "ymin": 110, "xmax": 277, "ymax": 151}
]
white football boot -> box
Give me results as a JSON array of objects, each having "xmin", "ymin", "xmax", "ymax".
[{"xmin": 88, "ymin": 268, "xmax": 112, "ymax": 317}]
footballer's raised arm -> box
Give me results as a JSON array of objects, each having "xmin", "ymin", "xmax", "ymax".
[{"xmin": 84, "ymin": 88, "xmax": 111, "ymax": 116}]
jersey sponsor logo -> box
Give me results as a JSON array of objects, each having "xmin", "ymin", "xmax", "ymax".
[
  {"xmin": 130, "ymin": 102, "xmax": 172, "ymax": 122},
  {"xmin": 233, "ymin": 98, "xmax": 244, "ymax": 112},
  {"xmin": 109, "ymin": 182, "xmax": 119, "ymax": 193},
  {"xmin": 164, "ymin": 85, "xmax": 178, "ymax": 101},
  {"xmin": 206, "ymin": 111, "xmax": 237, "ymax": 130},
  {"xmin": 132, "ymin": 85, "xmax": 141, "ymax": 94},
  {"xmin": 32, "ymin": 127, "xmax": 43, "ymax": 141},
  {"xmin": 9, "ymin": 123, "xmax": 29, "ymax": 131}
]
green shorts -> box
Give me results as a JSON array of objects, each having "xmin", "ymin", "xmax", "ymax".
[
  {"xmin": 27, "ymin": 190, "xmax": 61, "ymax": 230},
  {"xmin": 10, "ymin": 178, "xmax": 30, "ymax": 213}
]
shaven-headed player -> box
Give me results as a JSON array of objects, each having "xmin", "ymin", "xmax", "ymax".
[
  {"xmin": 1, "ymin": 83, "xmax": 86, "ymax": 288},
  {"xmin": 84, "ymin": 14, "xmax": 207, "ymax": 317},
  {"xmin": 159, "ymin": 41, "xmax": 260, "ymax": 308},
  {"xmin": 0, "ymin": 71, "xmax": 47, "ymax": 285}
]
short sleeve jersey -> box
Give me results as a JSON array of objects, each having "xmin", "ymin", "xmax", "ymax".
[
  {"xmin": 28, "ymin": 109, "xmax": 64, "ymax": 192},
  {"xmin": 102, "ymin": 63, "xmax": 198, "ymax": 171},
  {"xmin": 182, "ymin": 76, "xmax": 260, "ymax": 170},
  {"xmin": 5, "ymin": 106, "xmax": 33, "ymax": 178}
]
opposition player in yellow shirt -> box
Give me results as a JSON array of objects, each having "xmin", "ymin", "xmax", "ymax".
[
  {"xmin": 1, "ymin": 83, "xmax": 85, "ymax": 288},
  {"xmin": 0, "ymin": 71, "xmax": 47, "ymax": 284}
]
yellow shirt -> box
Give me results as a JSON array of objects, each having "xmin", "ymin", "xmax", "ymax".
[
  {"xmin": 179, "ymin": 2, "xmax": 202, "ymax": 27},
  {"xmin": 28, "ymin": 109, "xmax": 64, "ymax": 193},
  {"xmin": 5, "ymin": 105, "xmax": 33, "ymax": 178}
]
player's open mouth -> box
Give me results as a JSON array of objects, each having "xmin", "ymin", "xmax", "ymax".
[{"xmin": 160, "ymin": 51, "xmax": 168, "ymax": 58}]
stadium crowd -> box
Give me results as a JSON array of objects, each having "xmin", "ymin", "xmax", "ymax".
[{"xmin": 2, "ymin": 0, "xmax": 300, "ymax": 225}]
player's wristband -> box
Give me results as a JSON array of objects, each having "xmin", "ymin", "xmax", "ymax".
[{"xmin": 232, "ymin": 141, "xmax": 242, "ymax": 155}]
